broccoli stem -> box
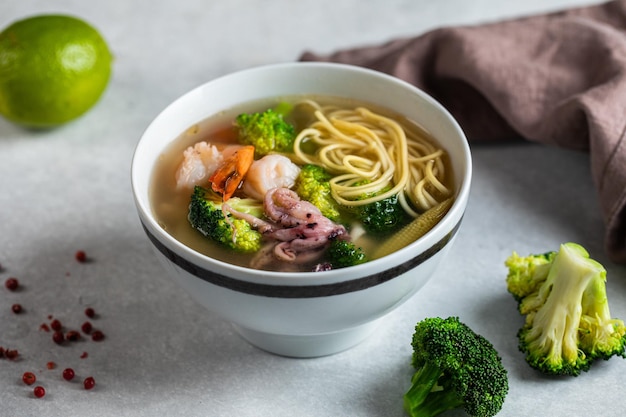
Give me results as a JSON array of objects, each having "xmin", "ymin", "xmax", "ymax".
[
  {"xmin": 523, "ymin": 244, "xmax": 597, "ymax": 368},
  {"xmin": 582, "ymin": 270, "xmax": 611, "ymax": 325},
  {"xmin": 580, "ymin": 270, "xmax": 626, "ymax": 359},
  {"xmin": 404, "ymin": 362, "xmax": 463, "ymax": 417}
]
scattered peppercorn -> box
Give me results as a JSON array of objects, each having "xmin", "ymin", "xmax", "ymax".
[
  {"xmin": 62, "ymin": 368, "xmax": 75, "ymax": 381},
  {"xmin": 5, "ymin": 349, "xmax": 19, "ymax": 360},
  {"xmin": 52, "ymin": 331, "xmax": 65, "ymax": 345},
  {"xmin": 75, "ymin": 250, "xmax": 87, "ymax": 263},
  {"xmin": 22, "ymin": 372, "xmax": 36, "ymax": 385},
  {"xmin": 84, "ymin": 307, "xmax": 95, "ymax": 318},
  {"xmin": 91, "ymin": 330, "xmax": 105, "ymax": 342},
  {"xmin": 33, "ymin": 386, "xmax": 46, "ymax": 398},
  {"xmin": 50, "ymin": 319, "xmax": 62, "ymax": 332},
  {"xmin": 81, "ymin": 321, "xmax": 93, "ymax": 334},
  {"xmin": 3, "ymin": 255, "xmax": 107, "ymax": 398},
  {"xmin": 5, "ymin": 277, "xmax": 19, "ymax": 291},
  {"xmin": 83, "ymin": 376, "xmax": 95, "ymax": 390},
  {"xmin": 66, "ymin": 330, "xmax": 81, "ymax": 342}
]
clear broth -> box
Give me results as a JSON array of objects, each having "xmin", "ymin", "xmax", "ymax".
[{"xmin": 149, "ymin": 95, "xmax": 453, "ymax": 271}]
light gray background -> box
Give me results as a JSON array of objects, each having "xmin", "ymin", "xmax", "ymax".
[{"xmin": 1, "ymin": 1, "xmax": 624, "ymax": 416}]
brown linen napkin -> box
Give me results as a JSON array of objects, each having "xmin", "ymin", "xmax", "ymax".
[{"xmin": 300, "ymin": 0, "xmax": 626, "ymax": 264}]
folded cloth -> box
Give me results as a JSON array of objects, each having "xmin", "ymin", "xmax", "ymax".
[{"xmin": 300, "ymin": 0, "xmax": 626, "ymax": 264}]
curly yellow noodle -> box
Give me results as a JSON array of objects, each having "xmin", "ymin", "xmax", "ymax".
[
  {"xmin": 424, "ymin": 159, "xmax": 449, "ymax": 195},
  {"xmin": 292, "ymin": 99, "xmax": 452, "ymax": 214}
]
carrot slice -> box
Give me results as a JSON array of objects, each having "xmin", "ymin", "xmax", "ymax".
[{"xmin": 209, "ymin": 145, "xmax": 255, "ymax": 200}]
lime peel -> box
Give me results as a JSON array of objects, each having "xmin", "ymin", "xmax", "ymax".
[{"xmin": 0, "ymin": 14, "xmax": 113, "ymax": 128}]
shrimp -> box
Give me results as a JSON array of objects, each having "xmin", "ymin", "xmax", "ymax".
[
  {"xmin": 175, "ymin": 141, "xmax": 224, "ymax": 189},
  {"xmin": 208, "ymin": 145, "xmax": 255, "ymax": 201},
  {"xmin": 242, "ymin": 154, "xmax": 301, "ymax": 201}
]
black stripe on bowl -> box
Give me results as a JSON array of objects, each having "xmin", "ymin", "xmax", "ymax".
[{"xmin": 142, "ymin": 220, "xmax": 461, "ymax": 299}]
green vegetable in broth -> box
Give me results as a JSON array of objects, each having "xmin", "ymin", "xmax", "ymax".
[
  {"xmin": 352, "ymin": 182, "xmax": 411, "ymax": 235},
  {"xmin": 372, "ymin": 198, "xmax": 453, "ymax": 259},
  {"xmin": 188, "ymin": 186, "xmax": 264, "ymax": 253},
  {"xmin": 326, "ymin": 239, "xmax": 368, "ymax": 268},
  {"xmin": 152, "ymin": 96, "xmax": 456, "ymax": 272},
  {"xmin": 294, "ymin": 164, "xmax": 342, "ymax": 222},
  {"xmin": 235, "ymin": 105, "xmax": 296, "ymax": 157}
]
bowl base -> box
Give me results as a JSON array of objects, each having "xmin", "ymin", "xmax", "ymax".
[{"xmin": 232, "ymin": 319, "xmax": 383, "ymax": 358}]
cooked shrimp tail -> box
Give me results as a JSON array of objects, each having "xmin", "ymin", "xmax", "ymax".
[{"xmin": 209, "ymin": 145, "xmax": 255, "ymax": 200}]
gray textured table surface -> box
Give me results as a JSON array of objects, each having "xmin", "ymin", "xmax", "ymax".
[{"xmin": 1, "ymin": 1, "xmax": 624, "ymax": 416}]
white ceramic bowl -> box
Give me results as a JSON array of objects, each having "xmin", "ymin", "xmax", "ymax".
[{"xmin": 131, "ymin": 62, "xmax": 471, "ymax": 357}]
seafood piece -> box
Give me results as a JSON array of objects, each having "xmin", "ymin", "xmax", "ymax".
[
  {"xmin": 262, "ymin": 188, "xmax": 348, "ymax": 263},
  {"xmin": 250, "ymin": 243, "xmax": 303, "ymax": 272},
  {"xmin": 175, "ymin": 141, "xmax": 224, "ymax": 189},
  {"xmin": 231, "ymin": 187, "xmax": 350, "ymax": 269},
  {"xmin": 209, "ymin": 145, "xmax": 255, "ymax": 201},
  {"xmin": 242, "ymin": 155, "xmax": 301, "ymax": 201}
]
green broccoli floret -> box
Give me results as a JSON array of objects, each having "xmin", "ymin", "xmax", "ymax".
[
  {"xmin": 294, "ymin": 164, "xmax": 342, "ymax": 222},
  {"xmin": 353, "ymin": 185, "xmax": 410, "ymax": 235},
  {"xmin": 505, "ymin": 242, "xmax": 626, "ymax": 376},
  {"xmin": 188, "ymin": 186, "xmax": 263, "ymax": 253},
  {"xmin": 326, "ymin": 239, "xmax": 368, "ymax": 269},
  {"xmin": 235, "ymin": 104, "xmax": 295, "ymax": 156},
  {"xmin": 404, "ymin": 317, "xmax": 509, "ymax": 417},
  {"xmin": 505, "ymin": 250, "xmax": 555, "ymax": 303}
]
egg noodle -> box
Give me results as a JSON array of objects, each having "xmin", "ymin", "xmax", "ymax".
[{"xmin": 292, "ymin": 99, "xmax": 452, "ymax": 217}]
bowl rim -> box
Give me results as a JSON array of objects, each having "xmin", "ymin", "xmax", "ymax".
[
  {"xmin": 131, "ymin": 61, "xmax": 472, "ymax": 290},
  {"xmin": 138, "ymin": 216, "xmax": 462, "ymax": 297}
]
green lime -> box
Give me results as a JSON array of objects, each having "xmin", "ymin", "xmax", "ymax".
[{"xmin": 0, "ymin": 14, "xmax": 113, "ymax": 128}]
